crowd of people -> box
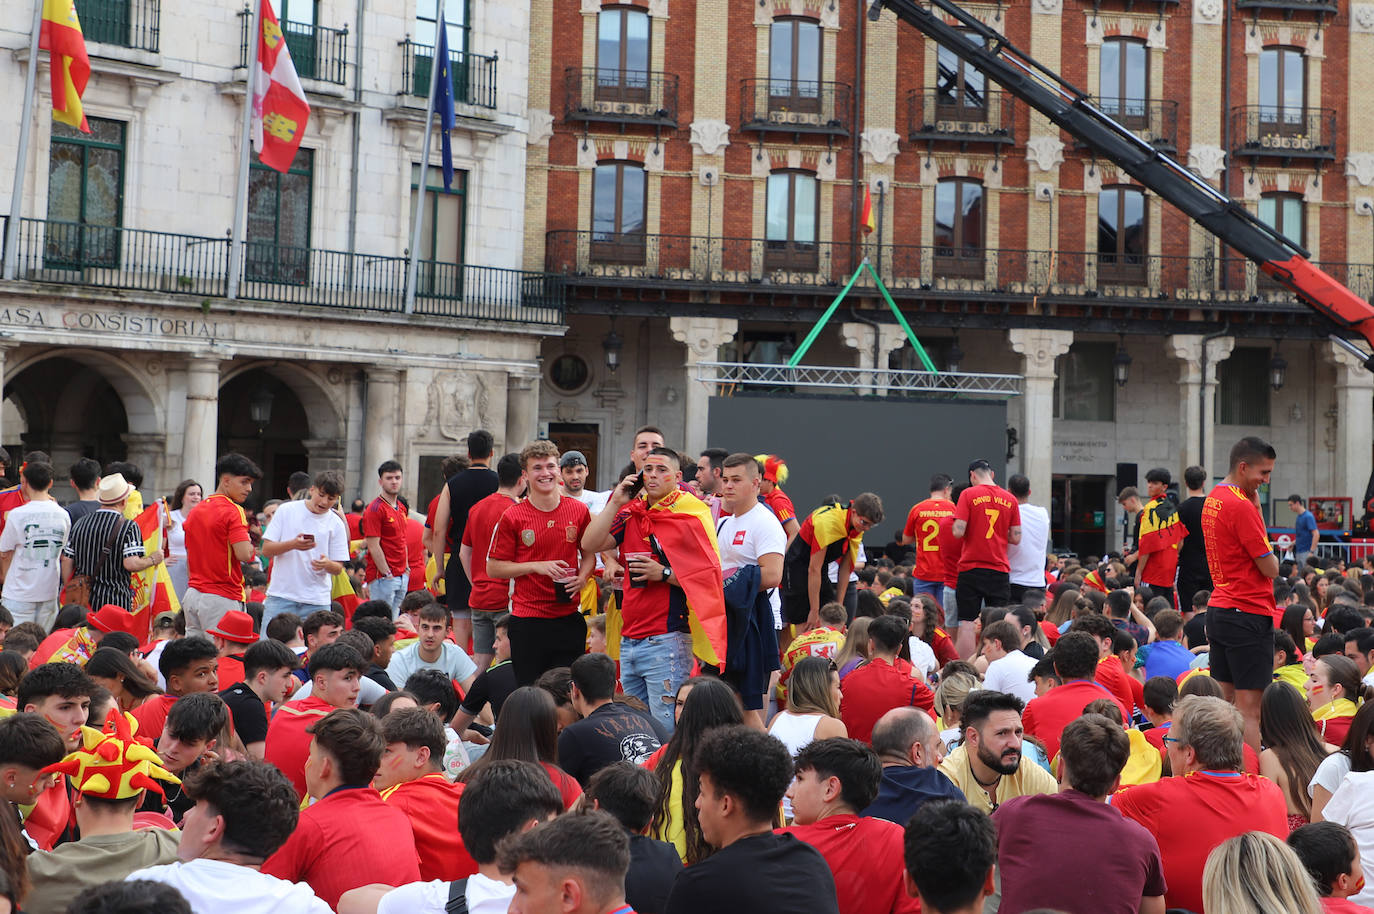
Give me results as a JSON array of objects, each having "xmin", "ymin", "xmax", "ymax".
[{"xmin": 0, "ymin": 431, "xmax": 1369, "ymax": 913}]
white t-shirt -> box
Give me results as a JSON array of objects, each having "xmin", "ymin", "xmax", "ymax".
[
  {"xmin": 1309, "ymin": 751, "xmax": 1354, "ymax": 799},
  {"xmin": 387, "ymin": 640, "xmax": 478, "ymax": 687},
  {"xmin": 908, "ymin": 636, "xmax": 938, "ymax": 679},
  {"xmin": 717, "ymin": 502, "xmax": 787, "ymax": 629},
  {"xmin": 1008, "ymin": 502, "xmax": 1050, "ymax": 587},
  {"xmin": 290, "ymin": 673, "xmax": 387, "ymax": 707},
  {"xmin": 983, "ymin": 650, "xmax": 1039, "ymax": 704},
  {"xmin": 262, "ymin": 500, "xmax": 350, "ymax": 604},
  {"xmin": 0, "ymin": 500, "xmax": 70, "ymax": 602},
  {"xmin": 378, "ymin": 873, "xmax": 515, "ymax": 914},
  {"xmin": 168, "ymin": 508, "xmax": 189, "ymax": 558},
  {"xmin": 128, "ymin": 858, "xmax": 333, "ymax": 914},
  {"xmin": 574, "ymin": 489, "xmax": 611, "ymax": 515},
  {"xmin": 1321, "ymin": 770, "xmax": 1374, "ymax": 907}
]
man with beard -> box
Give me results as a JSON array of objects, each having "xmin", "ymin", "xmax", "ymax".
[{"xmin": 937, "ymin": 691, "xmax": 1055, "ymax": 814}]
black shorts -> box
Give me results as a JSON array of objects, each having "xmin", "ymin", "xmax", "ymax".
[
  {"xmin": 1205, "ymin": 606, "xmax": 1273, "ymax": 691},
  {"xmin": 955, "ymin": 568, "xmax": 1010, "ymax": 622},
  {"xmin": 507, "ymin": 611, "xmax": 587, "ymax": 686},
  {"xmin": 1141, "ymin": 584, "xmax": 1175, "ymax": 609}
]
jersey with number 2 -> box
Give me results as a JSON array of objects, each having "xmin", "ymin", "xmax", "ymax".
[
  {"xmin": 904, "ymin": 498, "xmax": 955, "ymax": 582},
  {"xmin": 954, "ymin": 484, "xmax": 1020, "ymax": 573}
]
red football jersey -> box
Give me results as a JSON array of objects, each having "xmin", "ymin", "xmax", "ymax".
[
  {"xmin": 1201, "ymin": 484, "xmax": 1275, "ymax": 618},
  {"xmin": 954, "ymin": 484, "xmax": 1021, "ymax": 574},
  {"xmin": 903, "ymin": 497, "xmax": 956, "ymax": 582},
  {"xmin": 488, "ymin": 496, "xmax": 590, "ymax": 618}
]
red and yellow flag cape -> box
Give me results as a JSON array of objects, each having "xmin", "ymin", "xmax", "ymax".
[
  {"xmin": 605, "ymin": 489, "xmax": 727, "ymax": 668},
  {"xmin": 1138, "ymin": 495, "xmax": 1186, "ymax": 555}
]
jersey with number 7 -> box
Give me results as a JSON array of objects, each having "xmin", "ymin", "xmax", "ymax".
[{"xmin": 953, "ymin": 484, "xmax": 1021, "ymax": 574}]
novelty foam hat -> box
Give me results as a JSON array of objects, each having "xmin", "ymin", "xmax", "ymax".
[
  {"xmin": 756, "ymin": 454, "xmax": 790, "ymax": 486},
  {"xmin": 41, "ymin": 709, "xmax": 180, "ymax": 800}
]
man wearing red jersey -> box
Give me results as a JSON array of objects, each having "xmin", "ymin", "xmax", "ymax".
[
  {"xmin": 182, "ymin": 454, "xmax": 260, "ymax": 638},
  {"xmin": 952, "ymin": 460, "xmax": 1022, "ymax": 659},
  {"xmin": 1202, "ymin": 436, "xmax": 1280, "ymax": 753},
  {"xmin": 584, "ymin": 447, "xmax": 720, "ymax": 733},
  {"xmin": 758, "ymin": 454, "xmax": 800, "ymax": 544},
  {"xmin": 362, "ymin": 460, "xmax": 410, "ymax": 619},
  {"xmin": 487, "ymin": 441, "xmax": 594, "ymax": 686},
  {"xmin": 1021, "ymin": 631, "xmax": 1129, "ymax": 759},
  {"xmin": 375, "ymin": 708, "xmax": 475, "ymax": 881},
  {"xmin": 899, "ymin": 473, "xmax": 955, "ymax": 605},
  {"xmin": 460, "ymin": 453, "xmax": 523, "ymax": 672}
]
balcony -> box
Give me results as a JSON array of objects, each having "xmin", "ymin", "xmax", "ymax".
[
  {"xmin": 78, "ymin": 0, "xmax": 159, "ymax": 53},
  {"xmin": 563, "ymin": 68, "xmax": 678, "ymax": 129},
  {"xmin": 239, "ymin": 9, "xmax": 348, "ymax": 86},
  {"xmin": 1083, "ymin": 99, "xmax": 1178, "ymax": 153},
  {"xmin": 1, "ymin": 217, "xmax": 564, "ymax": 325},
  {"xmin": 1235, "ymin": 0, "xmax": 1338, "ymax": 14},
  {"xmin": 739, "ymin": 79, "xmax": 852, "ymax": 139},
  {"xmin": 907, "ymin": 89, "xmax": 1015, "ymax": 146},
  {"xmin": 1231, "ymin": 106, "xmax": 1337, "ymax": 161},
  {"xmin": 399, "ymin": 40, "xmax": 498, "ymax": 111}
]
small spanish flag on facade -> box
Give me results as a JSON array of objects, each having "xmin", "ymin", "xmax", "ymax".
[
  {"xmin": 40, "ymin": 0, "xmax": 90, "ymax": 132},
  {"xmin": 861, "ymin": 184, "xmax": 876, "ymax": 235}
]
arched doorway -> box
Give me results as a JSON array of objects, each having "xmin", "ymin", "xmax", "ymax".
[
  {"xmin": 5, "ymin": 356, "xmax": 131, "ymax": 468},
  {"xmin": 217, "ymin": 368, "xmax": 309, "ymax": 511}
]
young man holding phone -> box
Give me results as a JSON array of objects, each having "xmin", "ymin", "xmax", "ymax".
[{"xmin": 262, "ymin": 471, "xmax": 351, "ymax": 631}]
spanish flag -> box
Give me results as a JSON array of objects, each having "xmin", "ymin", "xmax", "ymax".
[
  {"xmin": 332, "ymin": 570, "xmax": 360, "ymax": 624},
  {"xmin": 1138, "ymin": 496, "xmax": 1187, "ymax": 555},
  {"xmin": 860, "ymin": 185, "xmax": 876, "ymax": 235},
  {"xmin": 129, "ymin": 500, "xmax": 179, "ymax": 642},
  {"xmin": 604, "ymin": 489, "xmax": 728, "ymax": 668},
  {"xmin": 40, "ymin": 0, "xmax": 90, "ymax": 133},
  {"xmin": 1082, "ymin": 568, "xmax": 1109, "ymax": 595}
]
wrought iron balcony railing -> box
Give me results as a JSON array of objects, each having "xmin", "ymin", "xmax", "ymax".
[
  {"xmin": 399, "ymin": 39, "xmax": 499, "ymax": 110},
  {"xmin": 1231, "ymin": 105, "xmax": 1337, "ymax": 160},
  {"xmin": 1087, "ymin": 98, "xmax": 1179, "ymax": 152},
  {"xmin": 907, "ymin": 88, "xmax": 1015, "ymax": 145},
  {"xmin": 1, "ymin": 217, "xmax": 563, "ymax": 325},
  {"xmin": 1236, "ymin": 0, "xmax": 1338, "ymax": 14},
  {"xmin": 78, "ymin": 0, "xmax": 159, "ymax": 53},
  {"xmin": 563, "ymin": 68, "xmax": 678, "ymax": 128},
  {"xmin": 739, "ymin": 78, "xmax": 852, "ymax": 138},
  {"xmin": 239, "ymin": 8, "xmax": 348, "ymax": 86}
]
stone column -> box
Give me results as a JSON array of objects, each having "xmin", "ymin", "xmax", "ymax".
[
  {"xmin": 1328, "ymin": 343, "xmax": 1374, "ymax": 504},
  {"xmin": 0, "ymin": 344, "xmax": 16, "ymax": 448},
  {"xmin": 182, "ymin": 358, "xmax": 221, "ymax": 485},
  {"xmin": 841, "ymin": 322, "xmax": 909, "ymax": 396},
  {"xmin": 669, "ymin": 317, "xmax": 738, "ymax": 452},
  {"xmin": 302, "ymin": 438, "xmax": 347, "ymax": 474},
  {"xmin": 1167, "ymin": 334, "xmax": 1235, "ymax": 472},
  {"xmin": 362, "ymin": 368, "xmax": 401, "ymax": 484},
  {"xmin": 505, "ymin": 373, "xmax": 540, "ymax": 450},
  {"xmin": 1008, "ymin": 329, "xmax": 1073, "ymax": 503},
  {"xmin": 121, "ymin": 433, "xmax": 168, "ymax": 496}
]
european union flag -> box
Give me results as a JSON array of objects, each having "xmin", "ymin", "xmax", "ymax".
[{"xmin": 434, "ymin": 12, "xmax": 456, "ymax": 191}]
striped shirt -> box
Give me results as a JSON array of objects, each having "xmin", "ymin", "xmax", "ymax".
[{"xmin": 61, "ymin": 508, "xmax": 143, "ymax": 609}]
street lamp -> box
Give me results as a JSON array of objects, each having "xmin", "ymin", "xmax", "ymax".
[
  {"xmin": 248, "ymin": 383, "xmax": 274, "ymax": 430},
  {"xmin": 1269, "ymin": 350, "xmax": 1288, "ymax": 391},
  {"xmin": 946, "ymin": 335, "xmax": 964, "ymax": 373},
  {"xmin": 1113, "ymin": 340, "xmax": 1132, "ymax": 387},
  {"xmin": 602, "ymin": 326, "xmax": 623, "ymax": 372}
]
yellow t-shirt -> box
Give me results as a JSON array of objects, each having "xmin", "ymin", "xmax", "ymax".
[{"xmin": 937, "ymin": 744, "xmax": 1057, "ymax": 814}]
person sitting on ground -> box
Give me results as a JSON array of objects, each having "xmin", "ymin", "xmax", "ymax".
[
  {"xmin": 218, "ymin": 639, "xmax": 298, "ymax": 759},
  {"xmin": 839, "ymin": 615, "xmax": 934, "ymax": 744},
  {"xmin": 402, "ymin": 669, "xmax": 473, "ymax": 779},
  {"xmin": 1288, "ymin": 821, "xmax": 1374, "ymax": 914},
  {"xmin": 498, "ymin": 810, "xmax": 633, "ymax": 914},
  {"xmin": 34, "ymin": 605, "xmax": 139, "ymax": 669},
  {"xmin": 206, "ymin": 610, "xmax": 258, "ymax": 693},
  {"xmin": 451, "ymin": 612, "xmax": 517, "ymax": 734},
  {"xmin": 937, "ymin": 690, "xmax": 1056, "ymax": 814},
  {"xmin": 144, "ymin": 693, "xmax": 229, "ymax": 822},
  {"xmin": 663, "ymin": 725, "xmax": 839, "ymax": 914},
  {"xmin": 782, "ymin": 737, "xmax": 919, "ymax": 914},
  {"xmin": 1139, "ymin": 675, "xmax": 1179, "ymax": 762},
  {"xmin": 339, "ymin": 758, "xmax": 563, "ymax": 914},
  {"xmin": 352, "ymin": 616, "xmax": 399, "ymax": 691},
  {"xmin": 127, "ymin": 759, "xmax": 333, "ymax": 913},
  {"xmin": 385, "ymin": 601, "xmax": 477, "ymax": 692},
  {"xmin": 374, "ymin": 708, "xmax": 473, "ymax": 882},
  {"xmin": 902, "ymin": 799, "xmax": 998, "ymax": 914},
  {"xmin": 979, "ymin": 620, "xmax": 1038, "ymax": 704},
  {"xmin": 69, "ymin": 879, "xmax": 192, "ymax": 914},
  {"xmin": 993, "ymin": 713, "xmax": 1166, "ymax": 914},
  {"xmin": 25, "ymin": 710, "xmax": 181, "ymax": 914},
  {"xmin": 557, "ymin": 653, "xmax": 662, "ymax": 786},
  {"xmin": 263, "ymin": 642, "xmax": 364, "ymax": 799},
  {"xmin": 17, "ymin": 664, "xmax": 96, "ymax": 849},
  {"xmin": 129, "ymin": 636, "xmax": 219, "ymax": 743},
  {"xmin": 262, "ymin": 709, "xmax": 419, "ymax": 909},
  {"xmin": 1021, "ymin": 630, "xmax": 1130, "ymax": 758},
  {"xmin": 583, "ymin": 762, "xmax": 682, "ymax": 914},
  {"xmin": 0, "ymin": 713, "xmax": 65, "ymax": 810},
  {"xmin": 1201, "ymin": 831, "xmax": 1323, "ymax": 914},
  {"xmin": 862, "ymin": 706, "xmax": 965, "ymax": 824}
]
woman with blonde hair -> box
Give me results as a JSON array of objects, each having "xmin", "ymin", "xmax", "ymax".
[
  {"xmin": 933, "ymin": 669, "xmax": 981, "ymax": 751},
  {"xmin": 768, "ymin": 655, "xmax": 846, "ymax": 819},
  {"xmin": 1201, "ymin": 831, "xmax": 1321, "ymax": 914},
  {"xmin": 836, "ymin": 616, "xmax": 872, "ymax": 679},
  {"xmin": 1045, "ymin": 586, "xmax": 1080, "ymax": 628}
]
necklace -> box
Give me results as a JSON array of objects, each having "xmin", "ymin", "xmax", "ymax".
[{"xmin": 969, "ymin": 755, "xmax": 1003, "ymax": 790}]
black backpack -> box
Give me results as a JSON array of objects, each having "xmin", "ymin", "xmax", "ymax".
[{"xmin": 445, "ymin": 877, "xmax": 469, "ymax": 914}]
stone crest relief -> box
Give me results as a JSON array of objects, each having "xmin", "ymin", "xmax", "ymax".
[{"xmin": 421, "ymin": 372, "xmax": 492, "ymax": 442}]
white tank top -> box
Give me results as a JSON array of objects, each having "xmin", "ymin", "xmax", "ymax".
[{"xmin": 769, "ymin": 711, "xmax": 823, "ymax": 756}]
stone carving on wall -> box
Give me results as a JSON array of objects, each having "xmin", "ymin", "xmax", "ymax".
[
  {"xmin": 1033, "ymin": 0, "xmax": 1062, "ymax": 15},
  {"xmin": 1025, "ymin": 136, "xmax": 1065, "ymax": 172},
  {"xmin": 1355, "ymin": 4, "xmax": 1374, "ymax": 31},
  {"xmin": 690, "ymin": 119, "xmax": 731, "ymax": 157},
  {"xmin": 861, "ymin": 128, "xmax": 902, "ymax": 166},
  {"xmin": 421, "ymin": 371, "xmax": 491, "ymax": 441},
  {"xmin": 528, "ymin": 109, "xmax": 555, "ymax": 147},
  {"xmin": 1347, "ymin": 153, "xmax": 1374, "ymax": 187},
  {"xmin": 1194, "ymin": 0, "xmax": 1223, "ymax": 23},
  {"xmin": 1188, "ymin": 145, "xmax": 1227, "ymax": 182}
]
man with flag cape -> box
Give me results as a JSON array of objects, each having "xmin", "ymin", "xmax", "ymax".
[
  {"xmin": 582, "ymin": 447, "xmax": 727, "ymax": 734},
  {"xmin": 1135, "ymin": 468, "xmax": 1187, "ymax": 608}
]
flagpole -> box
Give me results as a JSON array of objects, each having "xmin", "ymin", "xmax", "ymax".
[
  {"xmin": 3, "ymin": 0, "xmax": 44, "ymax": 282},
  {"xmin": 404, "ymin": 0, "xmax": 446, "ymax": 315},
  {"xmin": 227, "ymin": 0, "xmax": 265, "ymax": 301}
]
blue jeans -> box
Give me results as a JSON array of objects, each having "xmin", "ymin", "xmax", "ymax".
[
  {"xmin": 911, "ymin": 579, "xmax": 944, "ymax": 604},
  {"xmin": 368, "ymin": 574, "xmax": 408, "ymax": 619},
  {"xmin": 620, "ymin": 631, "xmax": 694, "ymax": 735},
  {"xmin": 261, "ymin": 595, "xmax": 332, "ymax": 634}
]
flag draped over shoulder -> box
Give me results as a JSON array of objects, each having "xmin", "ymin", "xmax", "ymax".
[
  {"xmin": 1138, "ymin": 496, "xmax": 1186, "ymax": 555},
  {"xmin": 331, "ymin": 571, "xmax": 359, "ymax": 623},
  {"xmin": 251, "ymin": 0, "xmax": 310, "ymax": 173},
  {"xmin": 130, "ymin": 500, "xmax": 178, "ymax": 642},
  {"xmin": 40, "ymin": 0, "xmax": 90, "ymax": 132},
  {"xmin": 604, "ymin": 490, "xmax": 728, "ymax": 667}
]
